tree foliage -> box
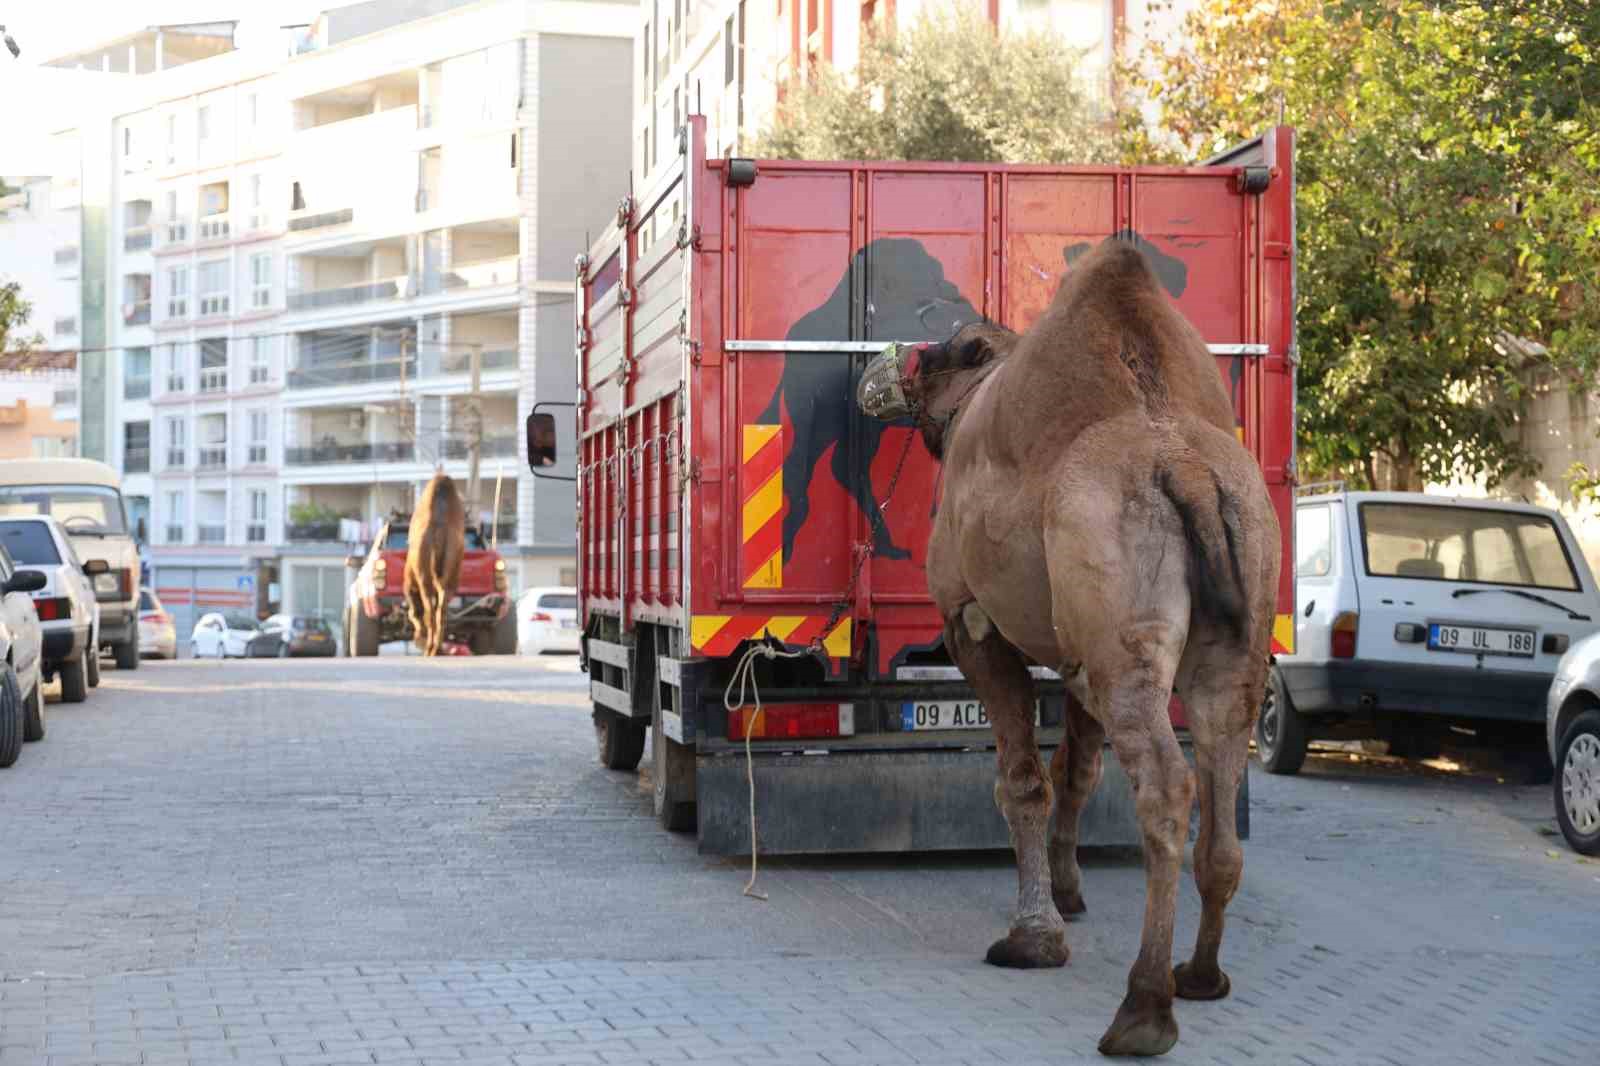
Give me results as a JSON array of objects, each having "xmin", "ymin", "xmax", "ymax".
[
  {"xmin": 0, "ymin": 279, "xmax": 44, "ymax": 354},
  {"xmin": 1126, "ymin": 0, "xmax": 1600, "ymax": 491},
  {"xmin": 752, "ymin": 7, "xmax": 1114, "ymax": 164}
]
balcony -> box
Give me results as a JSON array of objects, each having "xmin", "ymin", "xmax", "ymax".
[
  {"xmin": 441, "ymin": 435, "xmax": 518, "ymax": 460},
  {"xmin": 124, "ymin": 377, "xmax": 151, "ymax": 400},
  {"xmin": 442, "ymin": 350, "xmax": 517, "ymax": 374},
  {"xmin": 288, "ymin": 275, "xmax": 407, "ymax": 312},
  {"xmin": 199, "ymin": 367, "xmax": 228, "ymax": 393},
  {"xmin": 124, "ymin": 447, "xmax": 150, "ymax": 473},
  {"xmin": 198, "ymin": 213, "xmax": 230, "ymax": 241},
  {"xmin": 124, "ymin": 302, "xmax": 151, "ymax": 326},
  {"xmin": 198, "ymin": 293, "xmax": 230, "ymax": 316},
  {"xmin": 287, "ymin": 356, "xmax": 417, "ymax": 390},
  {"xmin": 287, "ymin": 207, "xmax": 353, "ymax": 233},
  {"xmin": 285, "ymin": 521, "xmax": 341, "ymax": 542},
  {"xmin": 197, "ymin": 446, "xmax": 227, "ymax": 469},
  {"xmin": 438, "ymin": 256, "xmax": 520, "ymax": 293},
  {"xmin": 284, "ymin": 440, "xmax": 415, "ymax": 465},
  {"xmin": 124, "ymin": 229, "xmax": 153, "ymax": 252},
  {"xmin": 197, "ymin": 523, "xmax": 226, "ymax": 544},
  {"xmin": 163, "ymin": 219, "xmax": 190, "ymax": 244}
]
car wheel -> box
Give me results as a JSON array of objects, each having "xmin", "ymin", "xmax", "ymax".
[
  {"xmin": 86, "ymin": 643, "xmax": 102, "ymax": 689},
  {"xmin": 1255, "ymin": 667, "xmax": 1309, "ymax": 775},
  {"xmin": 1554, "ymin": 709, "xmax": 1600, "ymax": 856},
  {"xmin": 22, "ymin": 672, "xmax": 46, "ymax": 742},
  {"xmin": 0, "ymin": 666, "xmax": 22, "ymax": 768},
  {"xmin": 189, "ymin": 642, "xmax": 200, "ymax": 659},
  {"xmin": 59, "ymin": 653, "xmax": 89, "ymax": 704},
  {"xmin": 114, "ymin": 632, "xmax": 140, "ymax": 670}
]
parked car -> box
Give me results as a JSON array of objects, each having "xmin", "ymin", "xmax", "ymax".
[
  {"xmin": 138, "ymin": 587, "xmax": 177, "ymax": 660},
  {"xmin": 1258, "ymin": 489, "xmax": 1600, "ymax": 774},
  {"xmin": 517, "ymin": 587, "xmax": 579, "ymax": 655},
  {"xmin": 0, "ymin": 459, "xmax": 142, "ymax": 668},
  {"xmin": 1545, "ymin": 633, "xmax": 1600, "ymax": 855},
  {"xmin": 189, "ymin": 612, "xmax": 272, "ymax": 659},
  {"xmin": 260, "ymin": 614, "xmax": 337, "ymax": 657},
  {"xmin": 0, "ymin": 543, "xmax": 47, "ymax": 766},
  {"xmin": 0, "ymin": 515, "xmax": 104, "ymax": 703}
]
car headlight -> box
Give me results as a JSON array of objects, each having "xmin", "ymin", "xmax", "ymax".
[{"xmin": 94, "ymin": 573, "xmax": 121, "ymax": 594}]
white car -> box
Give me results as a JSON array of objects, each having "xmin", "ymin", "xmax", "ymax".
[
  {"xmin": 0, "ymin": 542, "xmax": 47, "ymax": 765},
  {"xmin": 189, "ymin": 612, "xmax": 267, "ymax": 659},
  {"xmin": 138, "ymin": 587, "xmax": 177, "ymax": 660},
  {"xmin": 517, "ymin": 587, "xmax": 580, "ymax": 654},
  {"xmin": 0, "ymin": 515, "xmax": 102, "ymax": 703},
  {"xmin": 1545, "ymin": 633, "xmax": 1600, "ymax": 855},
  {"xmin": 1259, "ymin": 489, "xmax": 1600, "ymax": 773}
]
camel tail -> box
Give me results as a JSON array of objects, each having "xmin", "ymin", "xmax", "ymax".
[{"xmin": 1159, "ymin": 463, "xmax": 1248, "ymax": 642}]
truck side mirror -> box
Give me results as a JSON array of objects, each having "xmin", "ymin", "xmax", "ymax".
[
  {"xmin": 83, "ymin": 558, "xmax": 111, "ymax": 576},
  {"xmin": 526, "ymin": 411, "xmax": 558, "ymax": 470}
]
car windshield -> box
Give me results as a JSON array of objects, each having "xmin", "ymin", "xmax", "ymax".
[
  {"xmin": 538, "ymin": 593, "xmax": 577, "ymax": 610},
  {"xmin": 299, "ymin": 617, "xmax": 330, "ymax": 633},
  {"xmin": 0, "ymin": 521, "xmax": 61, "ymax": 566},
  {"xmin": 224, "ymin": 613, "xmax": 259, "ymax": 631},
  {"xmin": 383, "ymin": 525, "xmax": 487, "ymax": 551},
  {"xmin": 1360, "ymin": 503, "xmax": 1581, "ymax": 592},
  {"xmin": 0, "ymin": 484, "xmax": 128, "ymax": 535}
]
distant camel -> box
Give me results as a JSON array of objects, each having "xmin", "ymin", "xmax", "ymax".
[
  {"xmin": 405, "ymin": 472, "xmax": 466, "ymax": 656},
  {"xmin": 858, "ymin": 237, "xmax": 1280, "ymax": 1057}
]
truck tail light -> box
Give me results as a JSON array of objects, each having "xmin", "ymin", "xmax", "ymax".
[
  {"xmin": 33, "ymin": 596, "xmax": 72, "ymax": 621},
  {"xmin": 1332, "ymin": 611, "xmax": 1359, "ymax": 659},
  {"xmin": 494, "ymin": 558, "xmax": 508, "ymax": 592},
  {"xmin": 727, "ymin": 703, "xmax": 855, "ymax": 740},
  {"xmin": 374, "ymin": 557, "xmax": 388, "ymax": 590}
]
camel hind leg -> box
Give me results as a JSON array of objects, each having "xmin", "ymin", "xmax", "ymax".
[{"xmin": 430, "ymin": 568, "xmax": 449, "ymax": 655}]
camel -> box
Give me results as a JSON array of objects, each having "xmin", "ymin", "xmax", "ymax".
[
  {"xmin": 857, "ymin": 238, "xmax": 1280, "ymax": 1057},
  {"xmin": 404, "ymin": 472, "xmax": 466, "ymax": 656}
]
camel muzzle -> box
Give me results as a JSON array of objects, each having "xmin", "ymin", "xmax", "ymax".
[{"xmin": 858, "ymin": 342, "xmax": 915, "ymax": 420}]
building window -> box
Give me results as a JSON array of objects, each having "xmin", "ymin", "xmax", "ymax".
[
  {"xmin": 199, "ymin": 337, "xmax": 229, "ymax": 393},
  {"xmin": 198, "ymin": 414, "xmax": 227, "ymax": 469},
  {"xmin": 198, "ymin": 259, "xmax": 229, "ymax": 316},
  {"xmin": 125, "ymin": 347, "xmax": 152, "ymax": 399},
  {"xmin": 166, "ymin": 266, "xmax": 189, "ymax": 318},
  {"xmin": 165, "ymin": 490, "xmax": 185, "ymax": 544},
  {"xmin": 197, "ymin": 105, "xmax": 211, "ymax": 145},
  {"xmin": 123, "ymin": 421, "xmax": 151, "ymax": 473},
  {"xmin": 165, "ymin": 416, "xmax": 186, "ymax": 467},
  {"xmin": 165, "ymin": 344, "xmax": 188, "ymax": 393},
  {"xmin": 163, "ymin": 189, "xmax": 186, "ymax": 243},
  {"xmin": 251, "ymin": 252, "xmax": 271, "ymax": 308},
  {"xmin": 33, "ymin": 437, "xmax": 74, "ymax": 459},
  {"xmin": 249, "ymin": 173, "xmax": 265, "ymax": 230},
  {"xmin": 249, "ymin": 336, "xmax": 270, "ymax": 384},
  {"xmin": 248, "ymin": 410, "xmax": 268, "ymax": 464},
  {"xmin": 248, "ymin": 489, "xmax": 268, "ymax": 543}
]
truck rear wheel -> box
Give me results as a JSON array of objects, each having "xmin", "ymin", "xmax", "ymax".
[
  {"xmin": 595, "ymin": 708, "xmax": 646, "ymax": 770},
  {"xmin": 653, "ymin": 705, "xmax": 696, "ymax": 832},
  {"xmin": 351, "ymin": 605, "xmax": 379, "ymax": 657}
]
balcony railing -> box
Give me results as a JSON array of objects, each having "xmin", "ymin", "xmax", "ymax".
[
  {"xmin": 196, "ymin": 523, "xmax": 226, "ymax": 544},
  {"xmin": 124, "ymin": 377, "xmax": 151, "ymax": 400},
  {"xmin": 198, "ymin": 294, "xmax": 230, "ymax": 316},
  {"xmin": 439, "ymin": 256, "xmax": 520, "ymax": 292},
  {"xmin": 199, "ymin": 367, "xmax": 228, "ymax": 393},
  {"xmin": 287, "ymin": 207, "xmax": 354, "ymax": 232},
  {"xmin": 166, "ymin": 448, "xmax": 186, "ymax": 467},
  {"xmin": 197, "ymin": 447, "xmax": 227, "ymax": 469},
  {"xmin": 123, "ymin": 447, "xmax": 150, "ymax": 473},
  {"xmin": 284, "ymin": 440, "xmax": 415, "ymax": 465},
  {"xmin": 247, "ymin": 523, "xmax": 267, "ymax": 543},
  {"xmin": 164, "ymin": 219, "xmax": 189, "ymax": 244},
  {"xmin": 285, "ymin": 521, "xmax": 341, "ymax": 542},
  {"xmin": 198, "ymin": 213, "xmax": 230, "ymax": 240},
  {"xmin": 166, "ymin": 374, "xmax": 187, "ymax": 393},
  {"xmin": 165, "ymin": 524, "xmax": 184, "ymax": 544},
  {"xmin": 124, "ymin": 229, "xmax": 153, "ymax": 252},
  {"xmin": 442, "ymin": 436, "xmax": 518, "ymax": 460},
  {"xmin": 124, "ymin": 302, "xmax": 151, "ymax": 325},
  {"xmin": 442, "ymin": 350, "xmax": 517, "ymax": 374},
  {"xmin": 287, "ymin": 275, "xmax": 406, "ymax": 311},
  {"xmin": 286, "ymin": 357, "xmax": 417, "ymax": 390}
]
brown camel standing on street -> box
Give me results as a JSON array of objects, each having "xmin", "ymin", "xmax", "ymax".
[
  {"xmin": 405, "ymin": 472, "xmax": 466, "ymax": 656},
  {"xmin": 858, "ymin": 238, "xmax": 1280, "ymax": 1057}
]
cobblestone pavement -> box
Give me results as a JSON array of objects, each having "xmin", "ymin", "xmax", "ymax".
[{"xmin": 1, "ymin": 657, "xmax": 1596, "ymax": 1065}]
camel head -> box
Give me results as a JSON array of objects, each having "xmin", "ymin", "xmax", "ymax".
[{"xmin": 857, "ymin": 322, "xmax": 1018, "ymax": 458}]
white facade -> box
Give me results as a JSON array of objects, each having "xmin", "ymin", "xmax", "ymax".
[
  {"xmin": 26, "ymin": 0, "xmax": 637, "ymax": 636},
  {"xmin": 0, "ymin": 176, "xmax": 84, "ymax": 371}
]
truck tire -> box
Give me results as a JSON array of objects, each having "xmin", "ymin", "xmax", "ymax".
[
  {"xmin": 114, "ymin": 632, "xmax": 139, "ymax": 670},
  {"xmin": 595, "ymin": 707, "xmax": 646, "ymax": 771},
  {"xmin": 1255, "ymin": 667, "xmax": 1308, "ymax": 775},
  {"xmin": 59, "ymin": 653, "xmax": 89, "ymax": 704},
  {"xmin": 352, "ymin": 605, "xmax": 379, "ymax": 657},
  {"xmin": 492, "ymin": 610, "xmax": 518, "ymax": 655},
  {"xmin": 653, "ymin": 703, "xmax": 697, "ymax": 832},
  {"xmin": 23, "ymin": 673, "xmax": 45, "ymax": 742},
  {"xmin": 0, "ymin": 666, "xmax": 23, "ymax": 768}
]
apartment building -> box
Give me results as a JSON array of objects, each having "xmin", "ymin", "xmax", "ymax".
[
  {"xmin": 43, "ymin": 1, "xmax": 636, "ymax": 638},
  {"xmin": 0, "ymin": 354, "xmax": 79, "ymax": 460}
]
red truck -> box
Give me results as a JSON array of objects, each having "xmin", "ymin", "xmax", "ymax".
[
  {"xmin": 344, "ymin": 514, "xmax": 515, "ymax": 656},
  {"xmin": 527, "ymin": 118, "xmax": 1297, "ymax": 853}
]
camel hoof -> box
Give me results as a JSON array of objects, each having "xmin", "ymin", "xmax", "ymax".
[
  {"xmin": 1172, "ymin": 962, "xmax": 1231, "ymax": 1001},
  {"xmin": 1053, "ymin": 888, "xmax": 1087, "ymax": 919},
  {"xmin": 984, "ymin": 925, "xmax": 1068, "ymax": 969},
  {"xmin": 1097, "ymin": 995, "xmax": 1178, "ymax": 1057}
]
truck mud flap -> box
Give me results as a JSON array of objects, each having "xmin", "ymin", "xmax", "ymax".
[{"xmin": 695, "ymin": 741, "xmax": 1248, "ymax": 856}]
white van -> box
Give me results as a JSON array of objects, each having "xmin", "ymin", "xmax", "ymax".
[
  {"xmin": 1259, "ymin": 488, "xmax": 1600, "ymax": 773},
  {"xmin": 0, "ymin": 459, "xmax": 142, "ymax": 669}
]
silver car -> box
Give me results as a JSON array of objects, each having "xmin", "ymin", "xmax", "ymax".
[{"xmin": 1546, "ymin": 633, "xmax": 1600, "ymax": 854}]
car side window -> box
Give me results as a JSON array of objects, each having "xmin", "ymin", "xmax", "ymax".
[{"xmin": 1296, "ymin": 506, "xmax": 1333, "ymax": 578}]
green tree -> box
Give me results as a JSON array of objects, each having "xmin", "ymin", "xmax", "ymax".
[
  {"xmin": 752, "ymin": 7, "xmax": 1114, "ymax": 164},
  {"xmin": 1126, "ymin": 0, "xmax": 1600, "ymax": 491},
  {"xmin": 1, "ymin": 279, "xmax": 45, "ymax": 354}
]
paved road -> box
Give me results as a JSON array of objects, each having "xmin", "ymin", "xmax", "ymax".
[{"xmin": 0, "ymin": 657, "xmax": 1595, "ymax": 1065}]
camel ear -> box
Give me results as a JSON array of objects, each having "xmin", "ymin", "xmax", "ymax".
[{"xmin": 951, "ymin": 322, "xmax": 1017, "ymax": 366}]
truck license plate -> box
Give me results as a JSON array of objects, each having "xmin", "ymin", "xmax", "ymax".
[
  {"xmin": 900, "ymin": 700, "xmax": 1039, "ymax": 731},
  {"xmin": 1427, "ymin": 624, "xmax": 1535, "ymax": 658}
]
